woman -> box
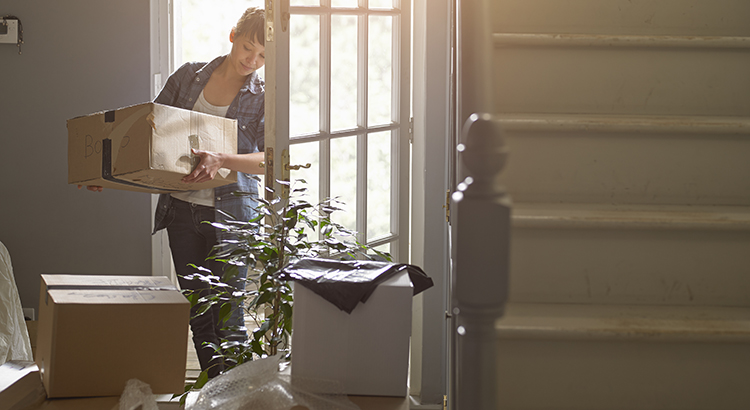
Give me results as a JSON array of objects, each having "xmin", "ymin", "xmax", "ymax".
[
  {"xmin": 81, "ymin": 7, "xmax": 266, "ymax": 378},
  {"xmin": 152, "ymin": 7, "xmax": 266, "ymax": 377}
]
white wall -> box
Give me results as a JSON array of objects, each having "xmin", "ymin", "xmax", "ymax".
[{"xmin": 0, "ymin": 0, "xmax": 154, "ymax": 314}]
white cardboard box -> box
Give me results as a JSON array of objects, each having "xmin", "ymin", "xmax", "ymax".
[{"xmin": 291, "ymin": 271, "xmax": 413, "ymax": 397}]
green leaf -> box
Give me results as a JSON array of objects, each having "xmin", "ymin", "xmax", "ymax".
[
  {"xmin": 255, "ymin": 319, "xmax": 272, "ymax": 335},
  {"xmin": 280, "ymin": 303, "xmax": 293, "ymax": 320},
  {"xmin": 185, "ymin": 292, "xmax": 200, "ymax": 307},
  {"xmin": 193, "ymin": 302, "xmax": 212, "ymax": 318},
  {"xmin": 194, "ymin": 370, "xmax": 210, "ymax": 389},
  {"xmin": 250, "ymin": 339, "xmax": 264, "ymax": 356},
  {"xmin": 256, "ymin": 291, "xmax": 273, "ymax": 306},
  {"xmin": 218, "ymin": 302, "xmax": 233, "ymax": 325}
]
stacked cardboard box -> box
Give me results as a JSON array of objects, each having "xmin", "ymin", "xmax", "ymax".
[{"xmin": 35, "ymin": 274, "xmax": 190, "ymax": 398}]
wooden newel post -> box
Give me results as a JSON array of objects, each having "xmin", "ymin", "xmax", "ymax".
[{"xmin": 452, "ymin": 113, "xmax": 511, "ymax": 410}]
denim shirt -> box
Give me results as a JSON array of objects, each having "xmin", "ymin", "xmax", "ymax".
[{"xmin": 152, "ymin": 56, "xmax": 264, "ymax": 238}]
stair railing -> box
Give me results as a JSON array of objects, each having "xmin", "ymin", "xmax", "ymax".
[{"xmin": 452, "ymin": 0, "xmax": 510, "ymax": 408}]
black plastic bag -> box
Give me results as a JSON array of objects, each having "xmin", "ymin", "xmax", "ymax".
[{"xmin": 277, "ymin": 258, "xmax": 434, "ymax": 314}]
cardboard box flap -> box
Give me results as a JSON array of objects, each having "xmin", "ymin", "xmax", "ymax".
[
  {"xmin": 0, "ymin": 361, "xmax": 46, "ymax": 409},
  {"xmin": 40, "ymin": 274, "xmax": 176, "ymax": 290},
  {"xmin": 48, "ymin": 288, "xmax": 188, "ymax": 305},
  {"xmin": 151, "ymin": 104, "xmax": 236, "ymax": 179},
  {"xmin": 40, "ymin": 275, "xmax": 182, "ymax": 306}
]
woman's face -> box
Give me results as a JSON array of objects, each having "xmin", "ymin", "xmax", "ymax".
[{"xmin": 229, "ymin": 30, "xmax": 265, "ymax": 77}]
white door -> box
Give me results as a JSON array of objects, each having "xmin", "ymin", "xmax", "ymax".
[{"xmin": 265, "ymin": 0, "xmax": 411, "ymax": 260}]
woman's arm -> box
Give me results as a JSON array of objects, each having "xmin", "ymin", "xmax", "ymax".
[{"xmin": 181, "ymin": 149, "xmax": 264, "ymax": 184}]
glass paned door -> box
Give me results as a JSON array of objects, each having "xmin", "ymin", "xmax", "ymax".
[{"xmin": 266, "ymin": 0, "xmax": 410, "ymax": 261}]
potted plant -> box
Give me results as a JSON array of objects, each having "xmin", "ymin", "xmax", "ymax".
[{"xmin": 176, "ymin": 179, "xmax": 390, "ymax": 402}]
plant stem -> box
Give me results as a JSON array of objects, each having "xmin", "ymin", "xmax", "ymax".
[{"xmin": 269, "ymin": 197, "xmax": 289, "ymax": 357}]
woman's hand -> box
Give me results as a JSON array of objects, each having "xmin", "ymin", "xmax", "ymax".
[
  {"xmin": 183, "ymin": 148, "xmax": 224, "ymax": 184},
  {"xmin": 78, "ymin": 185, "xmax": 104, "ymax": 192}
]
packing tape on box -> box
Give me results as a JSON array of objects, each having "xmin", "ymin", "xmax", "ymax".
[
  {"xmin": 104, "ymin": 106, "xmax": 147, "ymax": 167},
  {"xmin": 101, "ymin": 138, "xmax": 180, "ymax": 192},
  {"xmin": 100, "ymin": 106, "xmax": 181, "ymax": 192}
]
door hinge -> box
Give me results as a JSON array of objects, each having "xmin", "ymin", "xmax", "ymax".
[
  {"xmin": 408, "ymin": 117, "xmax": 414, "ymax": 144},
  {"xmin": 444, "ymin": 189, "xmax": 451, "ymax": 223},
  {"xmin": 264, "ymin": 147, "xmax": 274, "ymax": 200},
  {"xmin": 265, "ymin": 0, "xmax": 275, "ymax": 42}
]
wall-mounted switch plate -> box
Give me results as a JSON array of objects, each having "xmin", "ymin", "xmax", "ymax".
[
  {"xmin": 1, "ymin": 18, "xmax": 19, "ymax": 44},
  {"xmin": 23, "ymin": 307, "xmax": 35, "ymax": 321}
]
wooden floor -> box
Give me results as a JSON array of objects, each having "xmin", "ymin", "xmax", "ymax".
[
  {"xmin": 27, "ymin": 321, "xmax": 410, "ymax": 409},
  {"xmin": 184, "ymin": 330, "xmax": 201, "ymax": 384}
]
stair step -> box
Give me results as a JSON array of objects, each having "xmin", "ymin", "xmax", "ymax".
[
  {"xmin": 512, "ymin": 203, "xmax": 750, "ymax": 231},
  {"xmin": 490, "ymin": 0, "xmax": 750, "ymax": 38},
  {"xmin": 497, "ymin": 303, "xmax": 750, "ymax": 342},
  {"xmin": 493, "ymin": 45, "xmax": 750, "ymax": 117},
  {"xmin": 497, "ymin": 113, "xmax": 750, "ymax": 134},
  {"xmin": 494, "ymin": 303, "xmax": 750, "ymax": 410},
  {"xmin": 496, "ymin": 116, "xmax": 750, "ymax": 206},
  {"xmin": 507, "ymin": 203, "xmax": 750, "ymax": 306},
  {"xmin": 493, "ymin": 33, "xmax": 750, "ymax": 50}
]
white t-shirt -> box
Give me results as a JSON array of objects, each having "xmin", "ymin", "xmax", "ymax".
[{"xmin": 170, "ymin": 90, "xmax": 231, "ymax": 207}]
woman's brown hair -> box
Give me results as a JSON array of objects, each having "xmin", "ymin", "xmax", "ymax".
[{"xmin": 234, "ymin": 7, "xmax": 265, "ymax": 45}]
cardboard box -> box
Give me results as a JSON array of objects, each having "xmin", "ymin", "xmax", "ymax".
[
  {"xmin": 291, "ymin": 271, "xmax": 413, "ymax": 397},
  {"xmin": 35, "ymin": 274, "xmax": 190, "ymax": 398},
  {"xmin": 0, "ymin": 361, "xmax": 46, "ymax": 410},
  {"xmin": 67, "ymin": 102, "xmax": 237, "ymax": 193}
]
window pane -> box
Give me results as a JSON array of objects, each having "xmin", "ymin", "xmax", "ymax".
[
  {"xmin": 331, "ymin": 0, "xmax": 358, "ymax": 8},
  {"xmin": 179, "ymin": 0, "xmax": 264, "ymax": 68},
  {"xmin": 368, "ymin": 16, "xmax": 392, "ymax": 127},
  {"xmin": 290, "ymin": 141, "xmax": 319, "ymax": 206},
  {"xmin": 290, "ymin": 15, "xmax": 320, "ymax": 136},
  {"xmin": 367, "ymin": 131, "xmax": 391, "ymax": 240},
  {"xmin": 331, "ymin": 16, "xmax": 358, "ymax": 132},
  {"xmin": 291, "ymin": 0, "xmax": 319, "ymax": 5},
  {"xmin": 330, "ymin": 136, "xmax": 357, "ymax": 232},
  {"xmin": 373, "ymin": 243, "xmax": 391, "ymax": 259},
  {"xmin": 369, "ymin": 0, "xmax": 394, "ymax": 9},
  {"xmin": 290, "ymin": 141, "xmax": 320, "ymax": 239}
]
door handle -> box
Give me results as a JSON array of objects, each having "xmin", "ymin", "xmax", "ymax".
[{"xmin": 285, "ymin": 163, "xmax": 311, "ymax": 171}]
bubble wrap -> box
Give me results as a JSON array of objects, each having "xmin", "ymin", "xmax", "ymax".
[
  {"xmin": 113, "ymin": 378, "xmax": 159, "ymax": 410},
  {"xmin": 0, "ymin": 241, "xmax": 33, "ymax": 364},
  {"xmin": 189, "ymin": 355, "xmax": 359, "ymax": 410}
]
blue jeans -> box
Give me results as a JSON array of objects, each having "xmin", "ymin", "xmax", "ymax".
[{"xmin": 164, "ymin": 198, "xmax": 248, "ymax": 377}]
